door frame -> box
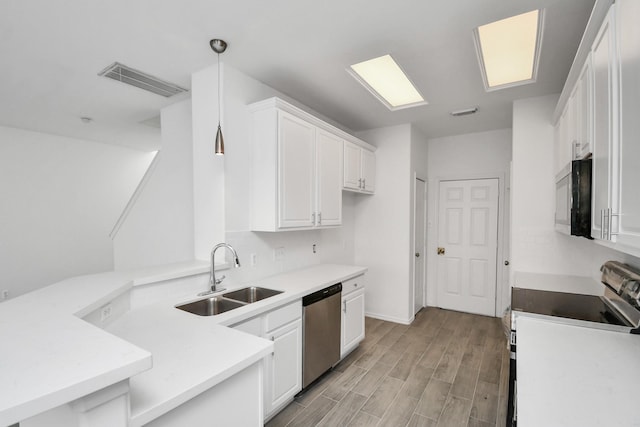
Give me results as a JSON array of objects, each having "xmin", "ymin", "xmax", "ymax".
[
  {"xmin": 426, "ymin": 171, "xmax": 508, "ymax": 317},
  {"xmin": 411, "ymin": 175, "xmax": 427, "ymax": 316}
]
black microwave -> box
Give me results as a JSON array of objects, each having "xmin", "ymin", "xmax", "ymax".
[{"xmin": 555, "ymin": 158, "xmax": 592, "ymax": 238}]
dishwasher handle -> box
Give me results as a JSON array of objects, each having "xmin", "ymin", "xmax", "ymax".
[{"xmin": 302, "ymin": 283, "xmax": 342, "ymax": 306}]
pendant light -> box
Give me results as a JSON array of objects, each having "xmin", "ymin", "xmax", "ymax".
[{"xmin": 210, "ymin": 39, "xmax": 227, "ymax": 155}]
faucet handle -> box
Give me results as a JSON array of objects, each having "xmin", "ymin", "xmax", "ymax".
[{"xmin": 215, "ymin": 275, "xmax": 226, "ymax": 285}]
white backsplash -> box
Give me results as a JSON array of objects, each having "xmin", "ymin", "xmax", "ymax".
[{"xmin": 220, "ymin": 227, "xmax": 355, "ymax": 288}]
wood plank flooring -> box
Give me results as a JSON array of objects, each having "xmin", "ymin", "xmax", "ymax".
[{"xmin": 266, "ymin": 307, "xmax": 509, "ymax": 427}]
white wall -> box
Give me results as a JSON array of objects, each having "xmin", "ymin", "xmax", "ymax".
[
  {"xmin": 354, "ymin": 124, "xmax": 414, "ymax": 324},
  {"xmin": 113, "ymin": 100, "xmax": 195, "ymax": 270},
  {"xmin": 0, "ymin": 125, "xmax": 154, "ymax": 298},
  {"xmin": 511, "ymin": 95, "xmax": 640, "ymax": 285},
  {"xmin": 426, "ymin": 129, "xmax": 512, "ymax": 313}
]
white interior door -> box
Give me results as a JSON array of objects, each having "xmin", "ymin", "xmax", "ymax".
[
  {"xmin": 436, "ymin": 179, "xmax": 499, "ymax": 316},
  {"xmin": 414, "ymin": 178, "xmax": 426, "ymax": 315}
]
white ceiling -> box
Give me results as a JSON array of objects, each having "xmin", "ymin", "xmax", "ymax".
[{"xmin": 0, "ymin": 0, "xmax": 594, "ymax": 152}]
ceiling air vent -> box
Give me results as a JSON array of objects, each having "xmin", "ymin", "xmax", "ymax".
[{"xmin": 98, "ymin": 62, "xmax": 188, "ymax": 97}]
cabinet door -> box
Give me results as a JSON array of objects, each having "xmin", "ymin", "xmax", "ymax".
[
  {"xmin": 577, "ymin": 56, "xmax": 593, "ymax": 159},
  {"xmin": 591, "ymin": 6, "xmax": 618, "ymax": 241},
  {"xmin": 554, "ymin": 121, "xmax": 562, "ymax": 174},
  {"xmin": 361, "ymin": 148, "xmax": 376, "ymax": 193},
  {"xmin": 278, "ymin": 112, "xmax": 315, "ymax": 229},
  {"xmin": 616, "ymin": 0, "xmax": 640, "ymax": 248},
  {"xmin": 343, "ymin": 141, "xmax": 361, "ymax": 190},
  {"xmin": 341, "ymin": 288, "xmax": 365, "ymax": 358},
  {"xmin": 567, "ymin": 88, "xmax": 578, "ymax": 160},
  {"xmin": 316, "ymin": 130, "xmax": 343, "ymax": 226},
  {"xmin": 265, "ymin": 319, "xmax": 302, "ymax": 418}
]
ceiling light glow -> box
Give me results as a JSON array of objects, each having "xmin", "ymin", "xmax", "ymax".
[
  {"xmin": 474, "ymin": 9, "xmax": 543, "ymax": 90},
  {"xmin": 348, "ymin": 55, "xmax": 427, "ymax": 110}
]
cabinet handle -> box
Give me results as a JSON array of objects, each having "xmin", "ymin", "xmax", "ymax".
[
  {"xmin": 343, "ymin": 301, "xmax": 347, "ymax": 313},
  {"xmin": 318, "ymin": 212, "xmax": 322, "ymax": 225},
  {"xmin": 601, "ymin": 209, "xmax": 605, "ymax": 239},
  {"xmin": 312, "ymin": 212, "xmax": 315, "ymax": 225},
  {"xmin": 358, "ymin": 178, "xmax": 363, "ymax": 189},
  {"xmin": 362, "ymin": 178, "xmax": 366, "ymax": 189}
]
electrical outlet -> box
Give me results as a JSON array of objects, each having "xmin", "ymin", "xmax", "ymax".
[
  {"xmin": 100, "ymin": 303, "xmax": 113, "ymax": 322},
  {"xmin": 250, "ymin": 253, "xmax": 258, "ymax": 267},
  {"xmin": 1, "ymin": 290, "xmax": 8, "ymax": 300},
  {"xmin": 274, "ymin": 247, "xmax": 285, "ymax": 261}
]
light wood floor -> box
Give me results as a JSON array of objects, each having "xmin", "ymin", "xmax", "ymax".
[{"xmin": 266, "ymin": 307, "xmax": 509, "ymax": 427}]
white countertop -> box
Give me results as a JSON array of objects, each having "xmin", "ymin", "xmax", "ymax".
[
  {"xmin": 107, "ymin": 263, "xmax": 367, "ymax": 425},
  {"xmin": 517, "ymin": 316, "xmax": 640, "ymax": 427},
  {"xmin": 514, "ymin": 271, "xmax": 604, "ymax": 295},
  {"xmin": 0, "ymin": 261, "xmax": 366, "ymax": 426}
]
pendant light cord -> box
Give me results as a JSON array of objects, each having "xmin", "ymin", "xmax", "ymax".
[{"xmin": 217, "ymin": 52, "xmax": 221, "ymax": 127}]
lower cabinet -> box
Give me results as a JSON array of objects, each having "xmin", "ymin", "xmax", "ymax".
[
  {"xmin": 231, "ymin": 300, "xmax": 302, "ymax": 421},
  {"xmin": 340, "ymin": 277, "xmax": 366, "ymax": 359},
  {"xmin": 265, "ymin": 319, "xmax": 302, "ymax": 415}
]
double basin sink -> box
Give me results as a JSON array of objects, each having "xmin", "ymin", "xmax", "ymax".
[{"xmin": 176, "ymin": 286, "xmax": 282, "ymax": 316}]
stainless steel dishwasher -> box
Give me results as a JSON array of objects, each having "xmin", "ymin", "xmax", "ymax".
[{"xmin": 302, "ymin": 283, "xmax": 342, "ymax": 389}]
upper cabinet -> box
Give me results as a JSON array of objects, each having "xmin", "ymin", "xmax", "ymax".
[
  {"xmin": 554, "ymin": 0, "xmax": 640, "ymax": 255},
  {"xmin": 249, "ymin": 97, "xmax": 374, "ymax": 232},
  {"xmin": 343, "ymin": 141, "xmax": 375, "ymax": 193},
  {"xmin": 591, "ymin": 5, "xmax": 618, "ymax": 242},
  {"xmin": 576, "ymin": 56, "xmax": 593, "ymax": 160},
  {"xmin": 554, "ymin": 55, "xmax": 593, "ymax": 176},
  {"xmin": 615, "ymin": 0, "xmax": 640, "ymax": 249}
]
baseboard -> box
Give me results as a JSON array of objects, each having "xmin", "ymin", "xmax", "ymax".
[{"xmin": 365, "ymin": 311, "xmax": 414, "ymax": 325}]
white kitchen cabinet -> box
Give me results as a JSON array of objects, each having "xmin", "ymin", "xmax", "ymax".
[
  {"xmin": 614, "ymin": 0, "xmax": 640, "ymax": 249},
  {"xmin": 264, "ymin": 319, "xmax": 302, "ymax": 416},
  {"xmin": 343, "ymin": 140, "xmax": 376, "ymax": 193},
  {"xmin": 591, "ymin": 5, "xmax": 619, "ymax": 242},
  {"xmin": 316, "ymin": 129, "xmax": 343, "ymax": 226},
  {"xmin": 340, "ymin": 275, "xmax": 365, "ymax": 359},
  {"xmin": 575, "ymin": 55, "xmax": 593, "ymax": 159},
  {"xmin": 250, "ymin": 98, "xmax": 353, "ymax": 231},
  {"xmin": 279, "ymin": 111, "xmax": 316, "ymax": 229},
  {"xmin": 554, "ymin": 105, "xmax": 571, "ymax": 175},
  {"xmin": 230, "ymin": 299, "xmax": 302, "ymax": 421},
  {"xmin": 554, "ymin": 55, "xmax": 592, "ymax": 175}
]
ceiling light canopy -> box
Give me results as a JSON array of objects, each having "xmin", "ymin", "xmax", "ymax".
[
  {"xmin": 474, "ymin": 9, "xmax": 544, "ymax": 91},
  {"xmin": 348, "ymin": 54, "xmax": 427, "ymax": 110}
]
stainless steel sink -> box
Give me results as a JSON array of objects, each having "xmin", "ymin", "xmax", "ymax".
[
  {"xmin": 223, "ymin": 286, "xmax": 283, "ymax": 304},
  {"xmin": 176, "ymin": 296, "xmax": 246, "ymax": 316}
]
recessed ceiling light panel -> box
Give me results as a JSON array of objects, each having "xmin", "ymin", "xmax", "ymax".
[
  {"xmin": 348, "ymin": 54, "xmax": 427, "ymax": 110},
  {"xmin": 474, "ymin": 9, "xmax": 544, "ymax": 91}
]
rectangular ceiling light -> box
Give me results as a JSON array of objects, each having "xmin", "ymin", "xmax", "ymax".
[
  {"xmin": 348, "ymin": 54, "xmax": 427, "ymax": 110},
  {"xmin": 474, "ymin": 9, "xmax": 544, "ymax": 91}
]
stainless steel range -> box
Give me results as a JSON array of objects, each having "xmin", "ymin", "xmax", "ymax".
[{"xmin": 506, "ymin": 261, "xmax": 640, "ymax": 426}]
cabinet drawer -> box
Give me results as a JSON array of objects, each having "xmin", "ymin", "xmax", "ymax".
[
  {"xmin": 342, "ymin": 275, "xmax": 365, "ymax": 297},
  {"xmin": 264, "ymin": 300, "xmax": 302, "ymax": 333}
]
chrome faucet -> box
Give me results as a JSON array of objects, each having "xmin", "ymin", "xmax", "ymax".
[{"xmin": 209, "ymin": 243, "xmax": 241, "ymax": 293}]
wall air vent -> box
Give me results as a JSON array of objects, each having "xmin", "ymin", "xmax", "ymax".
[
  {"xmin": 98, "ymin": 62, "xmax": 188, "ymax": 97},
  {"xmin": 450, "ymin": 107, "xmax": 478, "ymax": 117}
]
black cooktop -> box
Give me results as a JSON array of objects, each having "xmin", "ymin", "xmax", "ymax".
[{"xmin": 511, "ymin": 287, "xmax": 628, "ymax": 326}]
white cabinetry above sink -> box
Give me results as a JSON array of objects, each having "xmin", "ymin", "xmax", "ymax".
[{"xmin": 249, "ymin": 97, "xmax": 375, "ymax": 232}]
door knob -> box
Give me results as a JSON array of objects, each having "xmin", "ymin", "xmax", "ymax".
[
  {"xmin": 437, "ymin": 247, "xmax": 445, "ymax": 255},
  {"xmin": 415, "ymin": 252, "xmax": 420, "ymax": 258},
  {"xmin": 504, "ymin": 260, "xmax": 510, "ymax": 266}
]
